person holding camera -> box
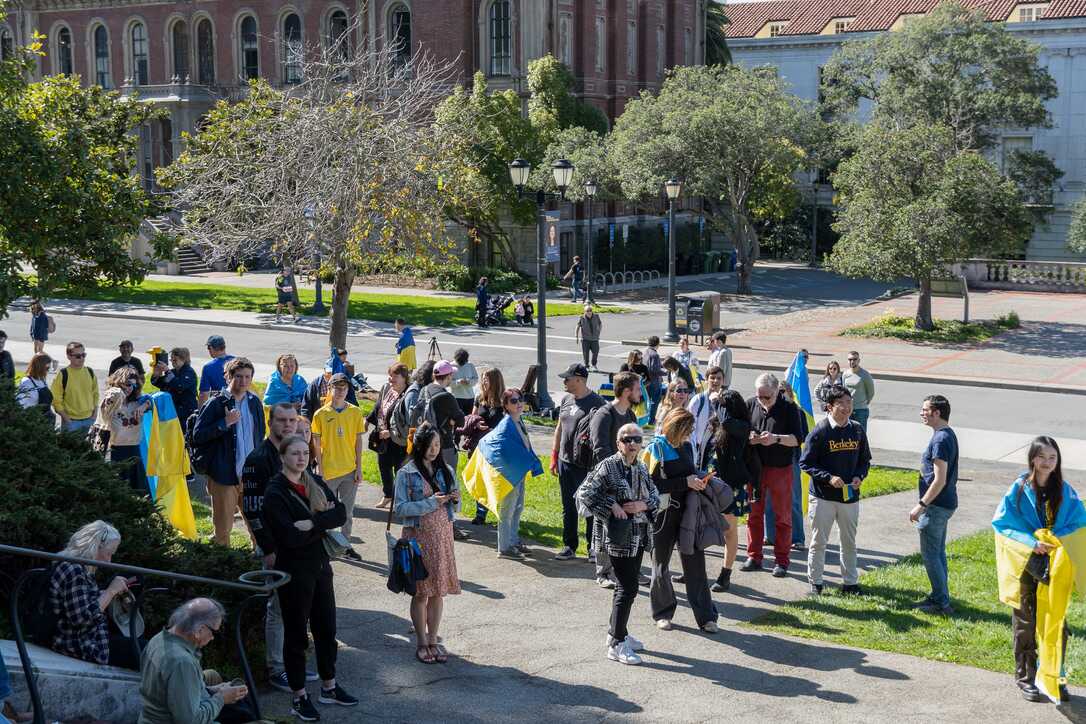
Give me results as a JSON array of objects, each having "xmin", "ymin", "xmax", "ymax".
[
  {"xmin": 137, "ymin": 598, "xmax": 252, "ymax": 724},
  {"xmin": 262, "ymin": 435, "xmax": 357, "ymax": 719},
  {"xmin": 394, "ymin": 424, "xmax": 462, "ymax": 664},
  {"xmin": 97, "ymin": 367, "xmax": 153, "ymax": 495},
  {"xmin": 150, "ymin": 347, "xmax": 198, "ymax": 427},
  {"xmin": 576, "ymin": 423, "xmax": 659, "ymax": 665}
]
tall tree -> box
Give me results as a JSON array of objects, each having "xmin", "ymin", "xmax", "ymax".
[
  {"xmin": 609, "ymin": 64, "xmax": 823, "ymax": 294},
  {"xmin": 160, "ymin": 41, "xmax": 457, "ymax": 348},
  {"xmin": 0, "ymin": 31, "xmax": 163, "ymax": 315},
  {"xmin": 829, "ymin": 122, "xmax": 1031, "ymax": 329},
  {"xmin": 705, "ymin": 1, "xmax": 732, "ymax": 66}
]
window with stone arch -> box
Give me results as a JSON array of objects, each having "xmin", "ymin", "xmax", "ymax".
[
  {"xmin": 282, "ymin": 13, "xmax": 302, "ymax": 84},
  {"xmin": 0, "ymin": 25, "xmax": 13, "ymax": 61},
  {"xmin": 196, "ymin": 18, "xmax": 215, "ymax": 84},
  {"xmin": 171, "ymin": 20, "xmax": 189, "ymax": 80},
  {"xmin": 130, "ymin": 21, "xmax": 149, "ymax": 85},
  {"xmin": 56, "ymin": 26, "xmax": 74, "ymax": 75},
  {"xmin": 93, "ymin": 24, "xmax": 111, "ymax": 88},
  {"xmin": 489, "ymin": 0, "xmax": 511, "ymax": 76},
  {"xmin": 388, "ymin": 3, "xmax": 411, "ymax": 66},
  {"xmin": 239, "ymin": 15, "xmax": 259, "ymax": 80},
  {"xmin": 328, "ymin": 9, "xmax": 350, "ymax": 62}
]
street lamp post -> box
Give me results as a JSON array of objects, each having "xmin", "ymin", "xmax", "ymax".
[
  {"xmin": 664, "ymin": 178, "xmax": 682, "ymax": 343},
  {"xmin": 584, "ymin": 180, "xmax": 597, "ymax": 304},
  {"xmin": 509, "ymin": 157, "xmax": 575, "ymax": 411},
  {"xmin": 304, "ymin": 204, "xmax": 326, "ymax": 315}
]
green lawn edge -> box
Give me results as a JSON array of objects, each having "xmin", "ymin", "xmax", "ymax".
[{"xmin": 840, "ymin": 312, "xmax": 1020, "ymax": 344}]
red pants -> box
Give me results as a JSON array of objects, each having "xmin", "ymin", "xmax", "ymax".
[{"xmin": 747, "ymin": 465, "xmax": 793, "ymax": 568}]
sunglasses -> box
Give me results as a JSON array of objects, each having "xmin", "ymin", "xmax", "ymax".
[
  {"xmin": 674, "ymin": 388, "xmax": 690, "ymax": 394},
  {"xmin": 508, "ymin": 397, "xmax": 523, "ymax": 404},
  {"xmin": 620, "ymin": 436, "xmax": 643, "ymax": 444},
  {"xmin": 757, "ymin": 394, "xmax": 775, "ymax": 401},
  {"xmin": 69, "ymin": 353, "xmax": 86, "ymax": 359},
  {"xmin": 847, "ymin": 358, "xmax": 859, "ymax": 362}
]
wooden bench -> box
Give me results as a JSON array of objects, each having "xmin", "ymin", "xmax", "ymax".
[{"xmin": 930, "ymin": 275, "xmax": 969, "ymax": 323}]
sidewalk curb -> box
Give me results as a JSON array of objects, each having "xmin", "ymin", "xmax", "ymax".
[{"xmin": 42, "ymin": 307, "xmax": 384, "ymax": 337}]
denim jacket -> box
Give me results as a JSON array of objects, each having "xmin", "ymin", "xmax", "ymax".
[{"xmin": 393, "ymin": 459, "xmax": 458, "ymax": 528}]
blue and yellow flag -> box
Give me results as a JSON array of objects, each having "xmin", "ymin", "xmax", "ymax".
[
  {"xmin": 993, "ymin": 478, "xmax": 1086, "ymax": 702},
  {"xmin": 141, "ymin": 392, "xmax": 196, "ymax": 540},
  {"xmin": 640, "ymin": 434, "xmax": 681, "ymax": 477},
  {"xmin": 786, "ymin": 350, "xmax": 823, "ymax": 509},
  {"xmin": 462, "ymin": 416, "xmax": 544, "ymax": 511}
]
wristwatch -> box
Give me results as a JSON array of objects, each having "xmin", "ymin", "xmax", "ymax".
[{"xmin": 918, "ymin": 500, "xmax": 929, "ymax": 509}]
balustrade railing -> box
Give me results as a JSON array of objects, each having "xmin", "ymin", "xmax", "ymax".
[{"xmin": 958, "ymin": 259, "xmax": 1086, "ymax": 292}]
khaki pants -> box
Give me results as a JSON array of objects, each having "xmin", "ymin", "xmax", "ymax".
[
  {"xmin": 325, "ymin": 472, "xmax": 359, "ymax": 542},
  {"xmin": 208, "ymin": 478, "xmax": 242, "ymax": 547},
  {"xmin": 807, "ymin": 496, "xmax": 860, "ymax": 586}
]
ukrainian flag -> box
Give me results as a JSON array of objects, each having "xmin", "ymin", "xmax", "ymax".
[
  {"xmin": 640, "ymin": 434, "xmax": 681, "ymax": 477},
  {"xmin": 141, "ymin": 392, "xmax": 197, "ymax": 540},
  {"xmin": 786, "ymin": 350, "xmax": 825, "ymax": 508},
  {"xmin": 462, "ymin": 416, "xmax": 544, "ymax": 511},
  {"xmin": 993, "ymin": 478, "xmax": 1086, "ymax": 702},
  {"xmin": 396, "ymin": 327, "xmax": 417, "ymax": 372}
]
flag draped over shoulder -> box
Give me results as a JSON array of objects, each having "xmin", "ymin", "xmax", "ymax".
[
  {"xmin": 640, "ymin": 434, "xmax": 680, "ymax": 478},
  {"xmin": 785, "ymin": 350, "xmax": 821, "ymax": 509},
  {"xmin": 462, "ymin": 416, "xmax": 544, "ymax": 511},
  {"xmin": 396, "ymin": 328, "xmax": 417, "ymax": 371},
  {"xmin": 141, "ymin": 392, "xmax": 196, "ymax": 540},
  {"xmin": 992, "ymin": 478, "xmax": 1086, "ymax": 702}
]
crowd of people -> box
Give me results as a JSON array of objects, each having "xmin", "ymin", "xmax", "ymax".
[{"xmin": 4, "ymin": 305, "xmax": 1080, "ymax": 720}]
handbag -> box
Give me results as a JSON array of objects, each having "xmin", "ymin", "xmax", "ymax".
[{"xmin": 1025, "ymin": 551, "xmax": 1051, "ymax": 585}]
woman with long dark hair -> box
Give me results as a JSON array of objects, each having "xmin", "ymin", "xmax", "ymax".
[
  {"xmin": 371, "ymin": 363, "xmax": 412, "ymax": 509},
  {"xmin": 394, "ymin": 424, "xmax": 462, "ymax": 664},
  {"xmin": 993, "ymin": 436, "xmax": 1086, "ymax": 704},
  {"xmin": 263, "ymin": 435, "xmax": 356, "ymax": 719},
  {"xmin": 707, "ymin": 390, "xmax": 758, "ymax": 592}
]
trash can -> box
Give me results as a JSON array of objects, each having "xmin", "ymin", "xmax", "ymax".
[
  {"xmin": 675, "ymin": 297, "xmax": 692, "ymax": 333},
  {"xmin": 675, "ymin": 291, "xmax": 721, "ymax": 342}
]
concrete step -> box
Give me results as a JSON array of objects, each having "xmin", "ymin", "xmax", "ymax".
[
  {"xmin": 2, "ymin": 639, "xmax": 141, "ymax": 722},
  {"xmin": 176, "ymin": 246, "xmax": 210, "ymax": 275}
]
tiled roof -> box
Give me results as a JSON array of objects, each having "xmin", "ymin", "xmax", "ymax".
[{"xmin": 721, "ymin": 0, "xmax": 1086, "ymax": 38}]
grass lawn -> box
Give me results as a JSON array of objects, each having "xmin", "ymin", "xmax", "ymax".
[
  {"xmin": 862, "ymin": 465, "xmax": 916, "ymax": 498},
  {"xmin": 749, "ymin": 530, "xmax": 1086, "ymax": 685},
  {"xmin": 841, "ymin": 312, "xmax": 1020, "ymax": 344},
  {"xmin": 192, "ymin": 500, "xmax": 252, "ymax": 550},
  {"xmin": 53, "ymin": 279, "xmax": 622, "ymax": 328}
]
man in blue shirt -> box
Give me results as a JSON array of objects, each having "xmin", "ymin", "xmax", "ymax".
[
  {"xmin": 199, "ymin": 335, "xmax": 235, "ymax": 404},
  {"xmin": 910, "ymin": 394, "xmax": 959, "ymax": 615}
]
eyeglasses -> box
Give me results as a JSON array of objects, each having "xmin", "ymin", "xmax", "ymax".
[
  {"xmin": 847, "ymin": 357, "xmax": 859, "ymax": 362},
  {"xmin": 69, "ymin": 353, "xmax": 86, "ymax": 359},
  {"xmin": 619, "ymin": 436, "xmax": 643, "ymax": 444},
  {"xmin": 201, "ymin": 622, "xmax": 221, "ymax": 637},
  {"xmin": 757, "ymin": 394, "xmax": 775, "ymax": 401}
]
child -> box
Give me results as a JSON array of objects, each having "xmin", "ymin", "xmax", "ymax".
[
  {"xmin": 514, "ymin": 295, "xmax": 534, "ymax": 326},
  {"xmin": 394, "ymin": 318, "xmax": 417, "ymax": 371}
]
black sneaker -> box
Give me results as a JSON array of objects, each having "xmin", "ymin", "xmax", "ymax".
[
  {"xmin": 841, "ymin": 584, "xmax": 862, "ymax": 596},
  {"xmin": 269, "ymin": 670, "xmax": 292, "ymax": 693},
  {"xmin": 342, "ymin": 548, "xmax": 362, "ymax": 562},
  {"xmin": 710, "ymin": 569, "xmax": 731, "ymax": 593},
  {"xmin": 672, "ymin": 573, "xmax": 686, "ymax": 584},
  {"xmin": 292, "ymin": 694, "xmax": 320, "ymax": 721},
  {"xmin": 1060, "ymin": 684, "xmax": 1071, "ymax": 703},
  {"xmin": 1018, "ymin": 682, "xmax": 1044, "ymax": 703},
  {"xmin": 739, "ymin": 558, "xmax": 762, "ymax": 572},
  {"xmin": 318, "ymin": 684, "xmax": 359, "ymax": 707},
  {"xmin": 808, "ymin": 583, "xmax": 824, "ymax": 596},
  {"xmin": 771, "ymin": 565, "xmax": 788, "ymax": 578}
]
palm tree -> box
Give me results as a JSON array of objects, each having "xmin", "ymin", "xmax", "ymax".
[{"xmin": 706, "ymin": 1, "xmax": 731, "ymax": 66}]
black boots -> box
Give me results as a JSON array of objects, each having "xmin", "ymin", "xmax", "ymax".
[{"xmin": 711, "ymin": 568, "xmax": 732, "ymax": 593}]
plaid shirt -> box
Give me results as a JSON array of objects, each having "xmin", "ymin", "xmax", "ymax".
[
  {"xmin": 50, "ymin": 561, "xmax": 109, "ymax": 665},
  {"xmin": 576, "ymin": 454, "xmax": 660, "ymax": 558}
]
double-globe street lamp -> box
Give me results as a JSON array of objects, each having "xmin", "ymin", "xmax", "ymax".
[
  {"xmin": 303, "ymin": 204, "xmax": 326, "ymax": 315},
  {"xmin": 508, "ymin": 157, "xmax": 575, "ymax": 410},
  {"xmin": 663, "ymin": 178, "xmax": 682, "ymax": 342}
]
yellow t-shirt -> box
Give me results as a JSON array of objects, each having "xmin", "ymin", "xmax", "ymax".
[{"xmin": 311, "ymin": 403, "xmax": 366, "ymax": 479}]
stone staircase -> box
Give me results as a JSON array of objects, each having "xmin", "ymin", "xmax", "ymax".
[
  {"xmin": 176, "ymin": 245, "xmax": 211, "ymax": 275},
  {"xmin": 2, "ymin": 639, "xmax": 141, "ymax": 722}
]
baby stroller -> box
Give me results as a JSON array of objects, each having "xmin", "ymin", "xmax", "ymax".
[{"xmin": 482, "ymin": 293, "xmax": 514, "ymax": 326}]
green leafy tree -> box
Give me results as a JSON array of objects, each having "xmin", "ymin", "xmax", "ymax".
[
  {"xmin": 829, "ymin": 122, "xmax": 1031, "ymax": 330},
  {"xmin": 609, "ymin": 64, "xmax": 823, "ymax": 294},
  {"xmin": 0, "ymin": 34, "xmax": 163, "ymax": 315},
  {"xmin": 1070, "ymin": 198, "xmax": 1086, "ymax": 255},
  {"xmin": 705, "ymin": 1, "xmax": 732, "ymax": 66}
]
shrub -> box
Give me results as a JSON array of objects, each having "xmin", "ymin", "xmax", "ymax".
[
  {"xmin": 0, "ymin": 386, "xmax": 263, "ymax": 676},
  {"xmin": 997, "ymin": 310, "xmax": 1021, "ymax": 329},
  {"xmin": 435, "ymin": 265, "xmax": 555, "ymax": 293}
]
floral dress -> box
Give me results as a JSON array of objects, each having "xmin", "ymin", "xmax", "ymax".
[{"xmin": 415, "ymin": 476, "xmax": 461, "ymax": 598}]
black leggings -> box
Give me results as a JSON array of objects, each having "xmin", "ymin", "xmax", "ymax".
[
  {"xmin": 278, "ymin": 563, "xmax": 337, "ymax": 692},
  {"xmin": 609, "ymin": 550, "xmax": 645, "ymax": 643},
  {"xmin": 377, "ymin": 441, "xmax": 407, "ymax": 498}
]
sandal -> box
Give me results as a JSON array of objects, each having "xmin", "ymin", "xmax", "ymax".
[
  {"xmin": 430, "ymin": 644, "xmax": 448, "ymax": 663},
  {"xmin": 415, "ymin": 645, "xmax": 436, "ymax": 664}
]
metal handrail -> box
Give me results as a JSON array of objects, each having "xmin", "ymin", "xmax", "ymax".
[{"xmin": 0, "ymin": 544, "xmax": 291, "ymax": 724}]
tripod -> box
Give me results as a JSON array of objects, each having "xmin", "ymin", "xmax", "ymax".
[{"xmin": 427, "ymin": 336, "xmax": 442, "ymax": 361}]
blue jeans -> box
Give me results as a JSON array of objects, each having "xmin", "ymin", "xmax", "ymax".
[
  {"xmin": 850, "ymin": 407, "xmax": 870, "ymax": 432},
  {"xmin": 765, "ymin": 462, "xmax": 805, "ymax": 546},
  {"xmin": 497, "ymin": 483, "xmax": 526, "ymax": 553},
  {"xmin": 646, "ymin": 381, "xmax": 663, "ymax": 426},
  {"xmin": 0, "ymin": 653, "xmax": 12, "ymax": 702},
  {"xmin": 63, "ymin": 416, "xmax": 94, "ymax": 434},
  {"xmin": 570, "ymin": 280, "xmax": 583, "ymax": 301},
  {"xmin": 919, "ymin": 504, "xmax": 955, "ymax": 607}
]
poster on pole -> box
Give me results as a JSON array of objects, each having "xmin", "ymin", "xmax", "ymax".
[
  {"xmin": 544, "ymin": 212, "xmax": 561, "ymax": 263},
  {"xmin": 608, "ymin": 223, "xmax": 615, "ymax": 248}
]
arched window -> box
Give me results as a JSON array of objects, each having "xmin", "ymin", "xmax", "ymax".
[
  {"xmin": 388, "ymin": 5, "xmax": 411, "ymax": 65},
  {"xmin": 489, "ymin": 1, "xmax": 510, "ymax": 76},
  {"xmin": 0, "ymin": 26, "xmax": 14, "ymax": 61},
  {"xmin": 282, "ymin": 13, "xmax": 302, "ymax": 84},
  {"xmin": 57, "ymin": 27, "xmax": 74, "ymax": 75},
  {"xmin": 197, "ymin": 19, "xmax": 214, "ymax": 84},
  {"xmin": 329, "ymin": 10, "xmax": 350, "ymax": 62},
  {"xmin": 240, "ymin": 16, "xmax": 258, "ymax": 80},
  {"xmin": 172, "ymin": 21, "xmax": 189, "ymax": 80},
  {"xmin": 93, "ymin": 25, "xmax": 111, "ymax": 88},
  {"xmin": 131, "ymin": 21, "xmax": 148, "ymax": 85}
]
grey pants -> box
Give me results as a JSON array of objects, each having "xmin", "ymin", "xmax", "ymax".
[
  {"xmin": 265, "ymin": 590, "xmax": 285, "ymax": 672},
  {"xmin": 325, "ymin": 472, "xmax": 359, "ymax": 541},
  {"xmin": 649, "ymin": 504, "xmax": 717, "ymax": 626}
]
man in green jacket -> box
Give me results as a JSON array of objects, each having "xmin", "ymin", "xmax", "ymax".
[{"xmin": 138, "ymin": 598, "xmax": 251, "ymax": 724}]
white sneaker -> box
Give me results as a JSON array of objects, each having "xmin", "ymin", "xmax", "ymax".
[
  {"xmin": 625, "ymin": 634, "xmax": 645, "ymax": 652},
  {"xmin": 701, "ymin": 621, "xmax": 719, "ymax": 634},
  {"xmin": 554, "ymin": 547, "xmax": 575, "ymax": 560},
  {"xmin": 597, "ymin": 576, "xmax": 616, "ymax": 589},
  {"xmin": 656, "ymin": 619, "xmax": 672, "ymax": 631},
  {"xmin": 606, "ymin": 641, "xmax": 642, "ymax": 665}
]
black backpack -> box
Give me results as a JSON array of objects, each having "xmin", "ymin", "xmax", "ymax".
[{"xmin": 571, "ymin": 402, "xmax": 605, "ymax": 469}]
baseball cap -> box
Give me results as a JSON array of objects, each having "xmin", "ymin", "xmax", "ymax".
[
  {"xmin": 558, "ymin": 363, "xmax": 589, "ymax": 379},
  {"xmin": 206, "ymin": 335, "xmax": 226, "ymax": 350},
  {"xmin": 329, "ymin": 372, "xmax": 350, "ymax": 386},
  {"xmin": 433, "ymin": 360, "xmax": 457, "ymax": 376}
]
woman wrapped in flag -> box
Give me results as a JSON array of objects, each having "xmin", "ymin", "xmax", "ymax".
[
  {"xmin": 462, "ymin": 388, "xmax": 543, "ymax": 559},
  {"xmin": 992, "ymin": 436, "xmax": 1086, "ymax": 704}
]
